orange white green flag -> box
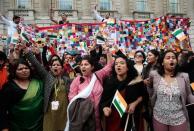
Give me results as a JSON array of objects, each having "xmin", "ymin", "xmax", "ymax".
[
  {"xmin": 112, "ymin": 90, "xmax": 128, "ymax": 117},
  {"xmin": 191, "ymin": 83, "xmax": 194, "ymax": 92},
  {"xmin": 172, "ymin": 28, "xmax": 187, "ymax": 41}
]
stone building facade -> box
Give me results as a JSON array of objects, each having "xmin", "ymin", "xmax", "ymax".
[{"xmin": 0, "ymin": 0, "xmax": 194, "ymax": 49}]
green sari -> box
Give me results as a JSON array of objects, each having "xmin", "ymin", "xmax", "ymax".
[{"xmin": 9, "ymin": 79, "xmax": 43, "ymax": 131}]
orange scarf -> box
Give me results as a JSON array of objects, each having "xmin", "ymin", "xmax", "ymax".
[{"xmin": 0, "ymin": 66, "xmax": 8, "ymax": 90}]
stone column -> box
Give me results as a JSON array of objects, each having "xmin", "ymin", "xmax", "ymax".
[
  {"xmin": 120, "ymin": 0, "xmax": 129, "ymax": 19},
  {"xmin": 40, "ymin": 0, "xmax": 49, "ymax": 16},
  {"xmin": 81, "ymin": 0, "xmax": 93, "ymax": 20},
  {"xmin": 36, "ymin": 0, "xmax": 50, "ymax": 25},
  {"xmin": 187, "ymin": 0, "xmax": 194, "ymax": 50}
]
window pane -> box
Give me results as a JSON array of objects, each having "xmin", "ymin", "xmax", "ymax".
[
  {"xmin": 59, "ymin": 0, "xmax": 72, "ymax": 10},
  {"xmin": 169, "ymin": 0, "xmax": 180, "ymax": 13},
  {"xmin": 100, "ymin": 0, "xmax": 111, "ymax": 10},
  {"xmin": 136, "ymin": 0, "xmax": 147, "ymax": 11},
  {"xmin": 17, "ymin": 0, "xmax": 31, "ymax": 9}
]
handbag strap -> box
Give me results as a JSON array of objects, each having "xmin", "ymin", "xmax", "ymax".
[{"xmin": 132, "ymin": 114, "xmax": 135, "ymax": 128}]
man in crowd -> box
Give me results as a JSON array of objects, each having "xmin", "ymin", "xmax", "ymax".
[{"xmin": 0, "ymin": 13, "xmax": 21, "ymax": 45}]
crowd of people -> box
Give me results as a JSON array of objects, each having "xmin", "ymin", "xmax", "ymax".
[{"xmin": 0, "ymin": 7, "xmax": 194, "ymax": 131}]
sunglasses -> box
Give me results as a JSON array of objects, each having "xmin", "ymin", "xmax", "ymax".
[{"xmin": 135, "ymin": 53, "xmax": 143, "ymax": 57}]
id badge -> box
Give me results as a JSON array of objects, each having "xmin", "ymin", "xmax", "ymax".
[{"xmin": 51, "ymin": 101, "xmax": 59, "ymax": 110}]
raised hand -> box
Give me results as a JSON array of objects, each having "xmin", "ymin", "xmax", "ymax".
[
  {"xmin": 31, "ymin": 46, "xmax": 40, "ymax": 54},
  {"xmin": 94, "ymin": 4, "xmax": 98, "ymax": 10},
  {"xmin": 113, "ymin": 44, "xmax": 119, "ymax": 52},
  {"xmin": 90, "ymin": 40, "xmax": 97, "ymax": 51}
]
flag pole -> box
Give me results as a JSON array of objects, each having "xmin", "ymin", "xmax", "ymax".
[
  {"xmin": 110, "ymin": 102, "xmax": 113, "ymax": 108},
  {"xmin": 124, "ymin": 113, "xmax": 130, "ymax": 131},
  {"xmin": 186, "ymin": 103, "xmax": 194, "ymax": 107},
  {"xmin": 110, "ymin": 90, "xmax": 117, "ymax": 108}
]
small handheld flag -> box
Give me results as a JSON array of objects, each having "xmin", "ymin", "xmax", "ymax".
[
  {"xmin": 96, "ymin": 36, "xmax": 106, "ymax": 45},
  {"xmin": 191, "ymin": 82, "xmax": 194, "ymax": 95},
  {"xmin": 172, "ymin": 28, "xmax": 187, "ymax": 41},
  {"xmin": 112, "ymin": 90, "xmax": 128, "ymax": 117}
]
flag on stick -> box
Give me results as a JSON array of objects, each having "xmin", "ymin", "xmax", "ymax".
[
  {"xmin": 112, "ymin": 90, "xmax": 127, "ymax": 117},
  {"xmin": 47, "ymin": 30, "xmax": 58, "ymax": 39},
  {"xmin": 11, "ymin": 33, "xmax": 19, "ymax": 44},
  {"xmin": 172, "ymin": 28, "xmax": 187, "ymax": 41},
  {"xmin": 190, "ymin": 82, "xmax": 194, "ymax": 94}
]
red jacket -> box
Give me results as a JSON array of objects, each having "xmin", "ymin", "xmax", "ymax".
[{"xmin": 0, "ymin": 66, "xmax": 8, "ymax": 90}]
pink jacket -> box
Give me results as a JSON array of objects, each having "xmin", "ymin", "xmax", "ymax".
[{"xmin": 69, "ymin": 61, "xmax": 113, "ymax": 131}]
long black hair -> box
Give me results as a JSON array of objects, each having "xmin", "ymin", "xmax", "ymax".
[
  {"xmin": 111, "ymin": 55, "xmax": 138, "ymax": 83},
  {"xmin": 147, "ymin": 49, "xmax": 160, "ymax": 64},
  {"xmin": 142, "ymin": 49, "xmax": 160, "ymax": 79},
  {"xmin": 157, "ymin": 50, "xmax": 179, "ymax": 77}
]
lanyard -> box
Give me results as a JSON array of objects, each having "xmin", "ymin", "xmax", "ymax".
[{"xmin": 54, "ymin": 78, "xmax": 62, "ymax": 101}]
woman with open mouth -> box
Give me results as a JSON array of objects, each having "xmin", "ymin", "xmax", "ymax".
[
  {"xmin": 99, "ymin": 54, "xmax": 148, "ymax": 131},
  {"xmin": 23, "ymin": 46, "xmax": 71, "ymax": 131},
  {"xmin": 148, "ymin": 50, "xmax": 194, "ymax": 131},
  {"xmin": 67, "ymin": 46, "xmax": 113, "ymax": 131}
]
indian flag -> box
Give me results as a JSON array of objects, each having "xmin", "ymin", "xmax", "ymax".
[
  {"xmin": 191, "ymin": 83, "xmax": 194, "ymax": 92},
  {"xmin": 47, "ymin": 30, "xmax": 58, "ymax": 39},
  {"xmin": 20, "ymin": 30, "xmax": 30, "ymax": 43},
  {"xmin": 107, "ymin": 18, "xmax": 116, "ymax": 25},
  {"xmin": 172, "ymin": 28, "xmax": 187, "ymax": 41},
  {"xmin": 79, "ymin": 41, "xmax": 87, "ymax": 51},
  {"xmin": 112, "ymin": 90, "xmax": 127, "ymax": 117},
  {"xmin": 0, "ymin": 35, "xmax": 7, "ymax": 41},
  {"xmin": 11, "ymin": 33, "xmax": 19, "ymax": 44}
]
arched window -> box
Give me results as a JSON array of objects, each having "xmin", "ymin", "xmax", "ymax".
[
  {"xmin": 169, "ymin": 0, "xmax": 180, "ymax": 13},
  {"xmin": 59, "ymin": 0, "xmax": 73, "ymax": 10},
  {"xmin": 17, "ymin": 0, "xmax": 31, "ymax": 9},
  {"xmin": 99, "ymin": 0, "xmax": 112, "ymax": 10},
  {"xmin": 136, "ymin": 0, "xmax": 147, "ymax": 11}
]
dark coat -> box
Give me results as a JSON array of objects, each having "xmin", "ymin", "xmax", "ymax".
[
  {"xmin": 100, "ymin": 76, "xmax": 148, "ymax": 131},
  {"xmin": 69, "ymin": 98, "xmax": 96, "ymax": 131},
  {"xmin": 25, "ymin": 52, "xmax": 71, "ymax": 112}
]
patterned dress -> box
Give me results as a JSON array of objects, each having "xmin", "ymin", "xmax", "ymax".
[{"xmin": 153, "ymin": 78, "xmax": 186, "ymax": 126}]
